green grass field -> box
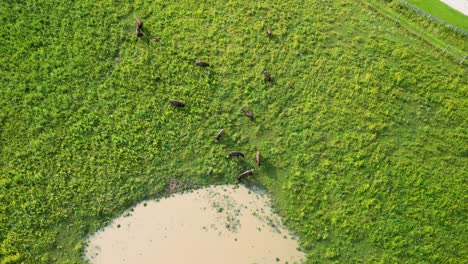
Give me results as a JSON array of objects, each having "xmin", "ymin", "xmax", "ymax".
[
  {"xmin": 405, "ymin": 0, "xmax": 468, "ymax": 31},
  {"xmin": 1, "ymin": 0, "xmax": 467, "ymax": 263}
]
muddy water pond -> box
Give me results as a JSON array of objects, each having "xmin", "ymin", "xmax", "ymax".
[{"xmin": 85, "ymin": 185, "xmax": 305, "ymax": 264}]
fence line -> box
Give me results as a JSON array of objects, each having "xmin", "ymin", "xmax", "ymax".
[
  {"xmin": 443, "ymin": 45, "xmax": 467, "ymax": 64},
  {"xmin": 362, "ymin": 0, "xmax": 467, "ymax": 64},
  {"xmin": 397, "ymin": 0, "xmax": 468, "ymax": 37}
]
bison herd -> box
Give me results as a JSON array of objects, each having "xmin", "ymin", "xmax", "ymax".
[{"xmin": 136, "ymin": 19, "xmax": 272, "ymax": 182}]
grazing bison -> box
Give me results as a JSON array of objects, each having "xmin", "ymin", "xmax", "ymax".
[
  {"xmin": 263, "ymin": 70, "xmax": 272, "ymax": 82},
  {"xmin": 237, "ymin": 169, "xmax": 254, "ymax": 181},
  {"xmin": 169, "ymin": 99, "xmax": 185, "ymax": 107},
  {"xmin": 195, "ymin": 61, "xmax": 210, "ymax": 67},
  {"xmin": 136, "ymin": 19, "xmax": 143, "ymax": 29},
  {"xmin": 228, "ymin": 151, "xmax": 245, "ymax": 158},
  {"xmin": 266, "ymin": 28, "xmax": 272, "ymax": 37},
  {"xmin": 216, "ymin": 128, "xmax": 225, "ymax": 141},
  {"xmin": 256, "ymin": 151, "xmax": 262, "ymax": 167},
  {"xmin": 242, "ymin": 108, "xmax": 254, "ymax": 118}
]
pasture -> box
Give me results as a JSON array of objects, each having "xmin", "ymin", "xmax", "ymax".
[{"xmin": 1, "ymin": 0, "xmax": 466, "ymax": 263}]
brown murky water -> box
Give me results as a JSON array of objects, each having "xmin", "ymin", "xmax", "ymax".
[{"xmin": 84, "ymin": 185, "xmax": 305, "ymax": 264}]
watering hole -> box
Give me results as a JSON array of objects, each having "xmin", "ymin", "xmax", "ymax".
[{"xmin": 84, "ymin": 185, "xmax": 305, "ymax": 264}]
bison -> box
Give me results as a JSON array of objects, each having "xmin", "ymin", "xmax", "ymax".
[
  {"xmin": 228, "ymin": 151, "xmax": 245, "ymax": 158},
  {"xmin": 263, "ymin": 70, "xmax": 272, "ymax": 82},
  {"xmin": 195, "ymin": 61, "xmax": 210, "ymax": 67},
  {"xmin": 136, "ymin": 19, "xmax": 143, "ymax": 29},
  {"xmin": 216, "ymin": 128, "xmax": 225, "ymax": 141},
  {"xmin": 256, "ymin": 151, "xmax": 262, "ymax": 167},
  {"xmin": 242, "ymin": 108, "xmax": 254, "ymax": 119},
  {"xmin": 169, "ymin": 99, "xmax": 185, "ymax": 107},
  {"xmin": 237, "ymin": 169, "xmax": 254, "ymax": 181}
]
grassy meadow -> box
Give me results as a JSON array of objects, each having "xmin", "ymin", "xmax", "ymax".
[{"xmin": 1, "ymin": 0, "xmax": 467, "ymax": 263}]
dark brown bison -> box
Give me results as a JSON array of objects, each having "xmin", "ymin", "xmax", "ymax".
[
  {"xmin": 237, "ymin": 169, "xmax": 254, "ymax": 181},
  {"xmin": 256, "ymin": 151, "xmax": 262, "ymax": 167},
  {"xmin": 242, "ymin": 108, "xmax": 254, "ymax": 118},
  {"xmin": 136, "ymin": 19, "xmax": 143, "ymax": 29},
  {"xmin": 195, "ymin": 61, "xmax": 210, "ymax": 67},
  {"xmin": 263, "ymin": 70, "xmax": 272, "ymax": 82},
  {"xmin": 228, "ymin": 151, "xmax": 245, "ymax": 158},
  {"xmin": 266, "ymin": 28, "xmax": 272, "ymax": 37},
  {"xmin": 216, "ymin": 128, "xmax": 225, "ymax": 141},
  {"xmin": 169, "ymin": 99, "xmax": 185, "ymax": 107}
]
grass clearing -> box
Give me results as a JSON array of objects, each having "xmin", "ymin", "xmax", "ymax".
[
  {"xmin": 405, "ymin": 0, "xmax": 468, "ymax": 31},
  {"xmin": 1, "ymin": 0, "xmax": 467, "ymax": 263}
]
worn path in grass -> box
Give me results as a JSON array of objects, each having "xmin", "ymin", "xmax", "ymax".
[{"xmin": 1, "ymin": 0, "xmax": 467, "ymax": 263}]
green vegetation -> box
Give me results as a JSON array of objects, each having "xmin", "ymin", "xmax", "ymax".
[
  {"xmin": 1, "ymin": 0, "xmax": 467, "ymax": 263},
  {"xmin": 367, "ymin": 0, "xmax": 467, "ymax": 56},
  {"xmin": 404, "ymin": 0, "xmax": 468, "ymax": 31}
]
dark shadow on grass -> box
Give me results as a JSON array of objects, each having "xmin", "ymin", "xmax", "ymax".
[
  {"xmin": 169, "ymin": 106, "xmax": 189, "ymax": 115},
  {"xmin": 214, "ymin": 135, "xmax": 236, "ymax": 148},
  {"xmin": 236, "ymin": 158, "xmax": 254, "ymax": 169},
  {"xmin": 249, "ymin": 116, "xmax": 258, "ymax": 124},
  {"xmin": 239, "ymin": 116, "xmax": 258, "ymax": 126},
  {"xmin": 135, "ymin": 28, "xmax": 161, "ymax": 45},
  {"xmin": 239, "ymin": 176, "xmax": 268, "ymax": 194},
  {"xmin": 263, "ymin": 78, "xmax": 275, "ymax": 85},
  {"xmin": 260, "ymin": 159, "xmax": 278, "ymax": 180},
  {"xmin": 215, "ymin": 134, "xmax": 246, "ymax": 151}
]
